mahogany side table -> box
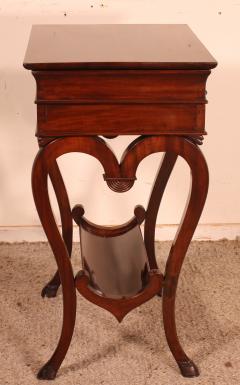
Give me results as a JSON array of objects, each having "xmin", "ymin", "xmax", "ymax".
[{"xmin": 23, "ymin": 24, "xmax": 217, "ymax": 380}]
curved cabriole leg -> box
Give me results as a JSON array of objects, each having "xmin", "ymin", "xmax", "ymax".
[
  {"xmin": 32, "ymin": 149, "xmax": 76, "ymax": 380},
  {"xmin": 32, "ymin": 136, "xmax": 120, "ymax": 379},
  {"xmin": 41, "ymin": 160, "xmax": 73, "ymax": 298},
  {"xmin": 162, "ymin": 141, "xmax": 208, "ymax": 377},
  {"xmin": 144, "ymin": 152, "xmax": 178, "ymax": 270},
  {"xmin": 40, "ymin": 134, "xmax": 120, "ymax": 298},
  {"xmin": 31, "ymin": 135, "xmax": 207, "ymax": 378},
  {"xmin": 120, "ymin": 135, "xmax": 209, "ymax": 377}
]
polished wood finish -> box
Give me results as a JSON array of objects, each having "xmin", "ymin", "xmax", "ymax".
[
  {"xmin": 41, "ymin": 160, "xmax": 73, "ymax": 298},
  {"xmin": 24, "ymin": 25, "xmax": 216, "ymax": 137},
  {"xmin": 32, "ymin": 145, "xmax": 76, "ymax": 381},
  {"xmin": 144, "ymin": 152, "xmax": 178, "ymax": 269},
  {"xmin": 36, "ymin": 102, "xmax": 206, "ymax": 136},
  {"xmin": 34, "ymin": 68, "xmax": 209, "ymax": 136},
  {"xmin": 75, "ymin": 269, "xmax": 163, "ymax": 323},
  {"xmin": 33, "ymin": 69, "xmax": 209, "ymax": 102},
  {"xmin": 73, "ymin": 205, "xmax": 156, "ymax": 305},
  {"xmin": 23, "ymin": 24, "xmax": 217, "ymax": 71},
  {"xmin": 24, "ymin": 24, "xmax": 217, "ymax": 380},
  {"xmin": 72, "ymin": 204, "xmax": 146, "ymax": 236}
]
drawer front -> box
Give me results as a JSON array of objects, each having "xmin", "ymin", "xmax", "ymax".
[
  {"xmin": 37, "ymin": 104, "xmax": 205, "ymax": 136},
  {"xmin": 34, "ymin": 69, "xmax": 209, "ymax": 104}
]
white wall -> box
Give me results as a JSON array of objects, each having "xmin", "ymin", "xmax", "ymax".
[{"xmin": 0, "ymin": 1, "xmax": 240, "ymax": 240}]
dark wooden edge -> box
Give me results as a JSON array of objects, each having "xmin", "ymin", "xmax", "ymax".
[
  {"xmin": 23, "ymin": 61, "xmax": 217, "ymax": 71},
  {"xmin": 37, "ymin": 130, "xmax": 208, "ymax": 137},
  {"xmin": 34, "ymin": 100, "xmax": 208, "ymax": 105},
  {"xmin": 36, "ymin": 133, "xmax": 208, "ymax": 145},
  {"xmin": 72, "ymin": 204, "xmax": 146, "ymax": 237},
  {"xmin": 75, "ymin": 269, "xmax": 163, "ymax": 322}
]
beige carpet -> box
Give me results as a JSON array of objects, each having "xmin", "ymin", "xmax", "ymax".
[{"xmin": 0, "ymin": 240, "xmax": 240, "ymax": 385}]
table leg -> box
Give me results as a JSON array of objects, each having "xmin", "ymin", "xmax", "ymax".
[
  {"xmin": 144, "ymin": 152, "xmax": 178, "ymax": 270},
  {"xmin": 41, "ymin": 160, "xmax": 73, "ymax": 298},
  {"xmin": 32, "ymin": 147, "xmax": 76, "ymax": 380},
  {"xmin": 31, "ymin": 136, "xmax": 120, "ymax": 379},
  {"xmin": 120, "ymin": 135, "xmax": 208, "ymax": 377},
  {"xmin": 31, "ymin": 135, "xmax": 208, "ymax": 379},
  {"xmin": 162, "ymin": 139, "xmax": 209, "ymax": 377}
]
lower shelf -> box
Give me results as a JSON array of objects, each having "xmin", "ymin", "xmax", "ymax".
[
  {"xmin": 75, "ymin": 269, "xmax": 163, "ymax": 322},
  {"xmin": 72, "ymin": 204, "xmax": 163, "ymax": 321}
]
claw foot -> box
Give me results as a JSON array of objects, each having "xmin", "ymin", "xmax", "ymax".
[
  {"xmin": 41, "ymin": 283, "xmax": 59, "ymax": 298},
  {"xmin": 37, "ymin": 363, "xmax": 57, "ymax": 380},
  {"xmin": 178, "ymin": 359, "xmax": 199, "ymax": 377}
]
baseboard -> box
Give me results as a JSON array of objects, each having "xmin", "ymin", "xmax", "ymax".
[{"xmin": 0, "ymin": 224, "xmax": 239, "ymax": 243}]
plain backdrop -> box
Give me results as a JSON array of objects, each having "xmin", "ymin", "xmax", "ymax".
[{"xmin": 0, "ymin": 1, "xmax": 239, "ymax": 239}]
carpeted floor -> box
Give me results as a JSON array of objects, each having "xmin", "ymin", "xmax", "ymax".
[{"xmin": 0, "ymin": 240, "xmax": 240, "ymax": 385}]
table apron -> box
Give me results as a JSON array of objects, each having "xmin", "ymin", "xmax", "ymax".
[
  {"xmin": 33, "ymin": 69, "xmax": 210, "ymax": 104},
  {"xmin": 36, "ymin": 103, "xmax": 205, "ymax": 136}
]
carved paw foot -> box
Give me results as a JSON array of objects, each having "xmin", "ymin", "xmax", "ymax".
[
  {"xmin": 178, "ymin": 359, "xmax": 199, "ymax": 377},
  {"xmin": 41, "ymin": 283, "xmax": 59, "ymax": 298},
  {"xmin": 37, "ymin": 363, "xmax": 57, "ymax": 380}
]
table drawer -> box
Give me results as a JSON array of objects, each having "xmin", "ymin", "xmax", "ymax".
[
  {"xmin": 33, "ymin": 70, "xmax": 209, "ymax": 104},
  {"xmin": 37, "ymin": 103, "xmax": 205, "ymax": 136}
]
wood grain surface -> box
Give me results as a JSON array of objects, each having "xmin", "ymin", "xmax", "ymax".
[{"xmin": 24, "ymin": 24, "xmax": 217, "ymax": 70}]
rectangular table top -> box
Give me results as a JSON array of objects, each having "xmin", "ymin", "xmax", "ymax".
[{"xmin": 23, "ymin": 24, "xmax": 217, "ymax": 71}]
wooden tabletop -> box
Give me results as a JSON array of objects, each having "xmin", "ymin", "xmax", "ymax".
[{"xmin": 23, "ymin": 24, "xmax": 217, "ymax": 71}]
